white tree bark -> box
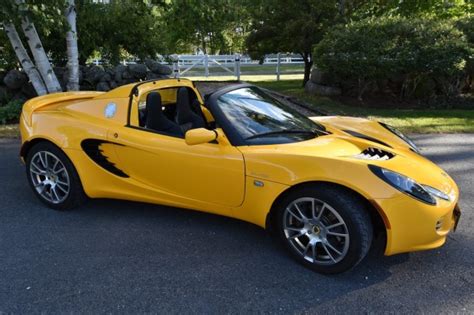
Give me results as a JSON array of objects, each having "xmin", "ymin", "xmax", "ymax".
[
  {"xmin": 3, "ymin": 23, "xmax": 48, "ymax": 96},
  {"xmin": 65, "ymin": 0, "xmax": 79, "ymax": 91},
  {"xmin": 20, "ymin": 17, "xmax": 62, "ymax": 93}
]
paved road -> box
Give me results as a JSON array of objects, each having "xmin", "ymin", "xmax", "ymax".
[{"xmin": 0, "ymin": 134, "xmax": 473, "ymax": 313}]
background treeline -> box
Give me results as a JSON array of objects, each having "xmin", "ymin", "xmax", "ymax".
[{"xmin": 0, "ymin": 0, "xmax": 473, "ymax": 117}]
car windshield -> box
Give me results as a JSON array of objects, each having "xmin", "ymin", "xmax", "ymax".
[{"xmin": 216, "ymin": 87, "xmax": 325, "ymax": 144}]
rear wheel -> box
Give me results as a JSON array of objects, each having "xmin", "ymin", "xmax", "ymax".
[
  {"xmin": 276, "ymin": 185, "xmax": 373, "ymax": 274},
  {"xmin": 26, "ymin": 142, "xmax": 86, "ymax": 210}
]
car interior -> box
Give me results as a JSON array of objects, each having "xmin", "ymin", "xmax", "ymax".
[{"xmin": 138, "ymin": 87, "xmax": 212, "ymax": 138}]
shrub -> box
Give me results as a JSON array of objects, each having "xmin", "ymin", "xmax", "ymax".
[
  {"xmin": 314, "ymin": 17, "xmax": 472, "ymax": 100},
  {"xmin": 0, "ymin": 99, "xmax": 24, "ymax": 124},
  {"xmin": 456, "ymin": 16, "xmax": 474, "ymax": 90},
  {"xmin": 455, "ymin": 16, "xmax": 474, "ymax": 44}
]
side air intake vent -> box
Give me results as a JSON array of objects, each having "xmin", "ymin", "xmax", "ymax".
[
  {"xmin": 81, "ymin": 139, "xmax": 129, "ymax": 178},
  {"xmin": 354, "ymin": 147, "xmax": 395, "ymax": 161}
]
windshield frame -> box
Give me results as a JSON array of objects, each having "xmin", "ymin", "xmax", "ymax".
[{"xmin": 206, "ymin": 84, "xmax": 325, "ymax": 146}]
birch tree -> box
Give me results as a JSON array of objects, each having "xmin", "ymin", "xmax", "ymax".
[
  {"xmin": 3, "ymin": 22, "xmax": 48, "ymax": 95},
  {"xmin": 65, "ymin": 0, "xmax": 79, "ymax": 91},
  {"xmin": 16, "ymin": 0, "xmax": 62, "ymax": 93}
]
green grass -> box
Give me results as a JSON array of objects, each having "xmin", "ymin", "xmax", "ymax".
[
  {"xmin": 254, "ymin": 80, "xmax": 474, "ymax": 133},
  {"xmin": 0, "ymin": 124, "xmax": 19, "ymax": 138}
]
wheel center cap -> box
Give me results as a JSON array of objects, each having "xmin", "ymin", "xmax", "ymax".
[{"xmin": 312, "ymin": 225, "xmax": 321, "ymax": 235}]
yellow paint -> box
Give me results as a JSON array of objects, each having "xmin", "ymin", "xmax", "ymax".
[
  {"xmin": 20, "ymin": 79, "xmax": 460, "ymax": 256},
  {"xmin": 185, "ymin": 128, "xmax": 217, "ymax": 145}
]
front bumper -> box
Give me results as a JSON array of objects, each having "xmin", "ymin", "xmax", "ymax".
[{"xmin": 374, "ymin": 194, "xmax": 460, "ymax": 255}]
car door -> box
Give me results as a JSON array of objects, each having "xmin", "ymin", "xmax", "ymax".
[{"xmin": 110, "ymin": 127, "xmax": 245, "ymax": 208}]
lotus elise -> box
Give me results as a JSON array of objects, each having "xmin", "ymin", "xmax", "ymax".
[{"xmin": 19, "ymin": 79, "xmax": 461, "ymax": 274}]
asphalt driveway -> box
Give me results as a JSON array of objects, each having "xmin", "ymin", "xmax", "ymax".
[{"xmin": 0, "ymin": 134, "xmax": 473, "ymax": 313}]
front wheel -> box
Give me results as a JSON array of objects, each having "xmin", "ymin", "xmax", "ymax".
[
  {"xmin": 276, "ymin": 185, "xmax": 373, "ymax": 274},
  {"xmin": 26, "ymin": 142, "xmax": 87, "ymax": 210}
]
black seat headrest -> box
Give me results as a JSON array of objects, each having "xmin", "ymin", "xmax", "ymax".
[
  {"xmin": 176, "ymin": 87, "xmax": 205, "ymax": 129},
  {"xmin": 145, "ymin": 92, "xmax": 183, "ymax": 136},
  {"xmin": 176, "ymin": 87, "xmax": 192, "ymax": 121}
]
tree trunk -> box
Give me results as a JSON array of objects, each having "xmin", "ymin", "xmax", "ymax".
[
  {"xmin": 65, "ymin": 0, "xmax": 80, "ymax": 91},
  {"xmin": 3, "ymin": 23, "xmax": 48, "ymax": 96},
  {"xmin": 338, "ymin": 0, "xmax": 346, "ymax": 16},
  {"xmin": 302, "ymin": 52, "xmax": 313, "ymax": 87},
  {"xmin": 16, "ymin": 0, "xmax": 62, "ymax": 93},
  {"xmin": 200, "ymin": 32, "xmax": 207, "ymax": 54}
]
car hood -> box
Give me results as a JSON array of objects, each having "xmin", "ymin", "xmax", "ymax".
[
  {"xmin": 238, "ymin": 128, "xmax": 458, "ymax": 200},
  {"xmin": 311, "ymin": 116, "xmax": 413, "ymax": 151}
]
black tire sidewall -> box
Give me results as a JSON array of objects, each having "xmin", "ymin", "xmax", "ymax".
[
  {"xmin": 276, "ymin": 185, "xmax": 372, "ymax": 274},
  {"xmin": 26, "ymin": 141, "xmax": 86, "ymax": 210}
]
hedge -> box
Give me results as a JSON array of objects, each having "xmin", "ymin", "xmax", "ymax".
[
  {"xmin": 313, "ymin": 17, "xmax": 473, "ymax": 100},
  {"xmin": 0, "ymin": 99, "xmax": 23, "ymax": 124}
]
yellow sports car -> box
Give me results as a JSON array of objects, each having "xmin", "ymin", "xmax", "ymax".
[{"xmin": 19, "ymin": 78, "xmax": 461, "ymax": 274}]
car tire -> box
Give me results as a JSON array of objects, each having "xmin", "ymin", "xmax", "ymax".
[
  {"xmin": 275, "ymin": 184, "xmax": 373, "ymax": 274},
  {"xmin": 26, "ymin": 141, "xmax": 87, "ymax": 210}
]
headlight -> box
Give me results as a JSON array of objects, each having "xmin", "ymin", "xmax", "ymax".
[
  {"xmin": 422, "ymin": 185, "xmax": 450, "ymax": 201},
  {"xmin": 369, "ymin": 165, "xmax": 436, "ymax": 205},
  {"xmin": 379, "ymin": 122, "xmax": 420, "ymax": 154}
]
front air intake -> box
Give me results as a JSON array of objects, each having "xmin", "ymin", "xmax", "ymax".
[{"xmin": 354, "ymin": 147, "xmax": 395, "ymax": 161}]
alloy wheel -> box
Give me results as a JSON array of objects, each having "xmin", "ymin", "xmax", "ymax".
[
  {"xmin": 283, "ymin": 197, "xmax": 350, "ymax": 265},
  {"xmin": 29, "ymin": 151, "xmax": 70, "ymax": 204}
]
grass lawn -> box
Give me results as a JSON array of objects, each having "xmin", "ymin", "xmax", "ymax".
[
  {"xmin": 0, "ymin": 124, "xmax": 19, "ymax": 139},
  {"xmin": 255, "ymin": 80, "xmax": 474, "ymax": 133}
]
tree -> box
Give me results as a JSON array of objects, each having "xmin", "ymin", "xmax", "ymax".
[
  {"xmin": 0, "ymin": 26, "xmax": 21, "ymax": 71},
  {"xmin": 65, "ymin": 0, "xmax": 79, "ymax": 91},
  {"xmin": 1, "ymin": 0, "xmax": 82, "ymax": 93},
  {"xmin": 17, "ymin": 0, "xmax": 62, "ymax": 92},
  {"xmin": 161, "ymin": 0, "xmax": 250, "ymax": 54},
  {"xmin": 3, "ymin": 22, "xmax": 48, "ymax": 95},
  {"xmin": 1, "ymin": 0, "xmax": 67, "ymax": 94},
  {"xmin": 348, "ymin": 0, "xmax": 472, "ymax": 19},
  {"xmin": 246, "ymin": 0, "xmax": 340, "ymax": 86},
  {"xmin": 72, "ymin": 1, "xmax": 166, "ymax": 65}
]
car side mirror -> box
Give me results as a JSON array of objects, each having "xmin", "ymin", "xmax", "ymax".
[{"xmin": 185, "ymin": 128, "xmax": 218, "ymax": 145}]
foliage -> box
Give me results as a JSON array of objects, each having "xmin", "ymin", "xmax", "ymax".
[
  {"xmin": 246, "ymin": 0, "xmax": 340, "ymax": 85},
  {"xmin": 160, "ymin": 0, "xmax": 250, "ymax": 55},
  {"xmin": 246, "ymin": 0, "xmax": 339, "ymax": 57},
  {"xmin": 314, "ymin": 17, "xmax": 472, "ymax": 100},
  {"xmin": 0, "ymin": 0, "xmax": 68, "ymax": 68},
  {"xmin": 45, "ymin": 1, "xmax": 166, "ymax": 65},
  {"xmin": 0, "ymin": 31, "xmax": 18, "ymax": 70},
  {"xmin": 455, "ymin": 15, "xmax": 474, "ymax": 47},
  {"xmin": 1, "ymin": 0, "xmax": 167, "ymax": 66},
  {"xmin": 0, "ymin": 99, "xmax": 23, "ymax": 124},
  {"xmin": 0, "ymin": 0, "xmax": 66, "ymax": 25},
  {"xmin": 350, "ymin": 0, "xmax": 472, "ymax": 19},
  {"xmin": 90, "ymin": 1, "xmax": 165, "ymax": 64}
]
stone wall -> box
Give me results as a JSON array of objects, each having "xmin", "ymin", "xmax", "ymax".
[
  {"xmin": 0, "ymin": 59, "xmax": 172, "ymax": 102},
  {"xmin": 304, "ymin": 67, "xmax": 341, "ymax": 97}
]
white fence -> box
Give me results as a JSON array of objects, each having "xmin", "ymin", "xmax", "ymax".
[
  {"xmin": 175, "ymin": 54, "xmax": 304, "ymax": 66},
  {"xmin": 171, "ymin": 53, "xmax": 304, "ymax": 80},
  {"xmin": 90, "ymin": 53, "xmax": 305, "ymax": 80}
]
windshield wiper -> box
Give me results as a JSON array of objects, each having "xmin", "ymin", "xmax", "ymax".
[{"xmin": 245, "ymin": 129, "xmax": 318, "ymax": 140}]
